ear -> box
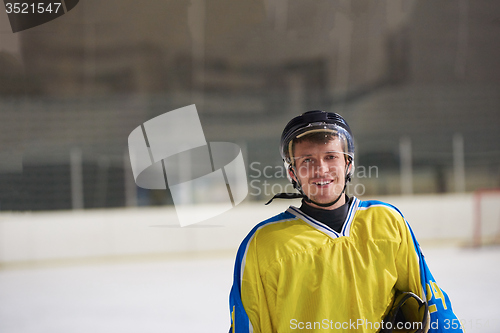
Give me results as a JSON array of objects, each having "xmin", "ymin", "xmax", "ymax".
[
  {"xmin": 346, "ymin": 162, "xmax": 353, "ymax": 173},
  {"xmin": 288, "ymin": 166, "xmax": 298, "ymax": 183},
  {"xmin": 288, "ymin": 166, "xmax": 301, "ymax": 191},
  {"xmin": 346, "ymin": 160, "xmax": 354, "ymax": 181}
]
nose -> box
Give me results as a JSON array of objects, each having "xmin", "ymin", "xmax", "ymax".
[{"xmin": 314, "ymin": 159, "xmax": 330, "ymax": 175}]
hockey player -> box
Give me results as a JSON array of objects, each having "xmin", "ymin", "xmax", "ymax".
[{"xmin": 229, "ymin": 110, "xmax": 463, "ymax": 332}]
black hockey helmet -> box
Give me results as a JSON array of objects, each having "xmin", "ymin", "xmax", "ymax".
[{"xmin": 280, "ymin": 110, "xmax": 355, "ymax": 164}]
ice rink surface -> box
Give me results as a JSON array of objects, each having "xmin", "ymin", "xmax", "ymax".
[{"xmin": 0, "ymin": 246, "xmax": 499, "ymax": 333}]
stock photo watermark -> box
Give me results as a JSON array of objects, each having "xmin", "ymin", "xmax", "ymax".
[
  {"xmin": 290, "ymin": 318, "xmax": 422, "ymax": 331},
  {"xmin": 127, "ymin": 105, "xmax": 380, "ymax": 226},
  {"xmin": 3, "ymin": 0, "xmax": 80, "ymax": 33},
  {"xmin": 289, "ymin": 317, "xmax": 498, "ymax": 331},
  {"xmin": 248, "ymin": 161, "xmax": 379, "ymax": 197}
]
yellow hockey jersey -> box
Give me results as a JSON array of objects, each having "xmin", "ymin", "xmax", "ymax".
[{"xmin": 229, "ymin": 197, "xmax": 463, "ymax": 332}]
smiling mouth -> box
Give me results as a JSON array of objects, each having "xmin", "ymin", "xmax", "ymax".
[{"xmin": 312, "ymin": 180, "xmax": 334, "ymax": 186}]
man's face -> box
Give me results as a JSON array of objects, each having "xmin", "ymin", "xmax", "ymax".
[{"xmin": 291, "ymin": 137, "xmax": 349, "ymax": 209}]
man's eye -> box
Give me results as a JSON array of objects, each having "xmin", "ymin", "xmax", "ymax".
[{"xmin": 326, "ymin": 155, "xmax": 337, "ymax": 160}]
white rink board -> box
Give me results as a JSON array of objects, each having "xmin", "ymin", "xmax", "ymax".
[{"xmin": 0, "ymin": 194, "xmax": 474, "ymax": 264}]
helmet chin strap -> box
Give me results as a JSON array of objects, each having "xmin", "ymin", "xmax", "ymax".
[{"xmin": 291, "ymin": 159, "xmax": 352, "ymax": 208}]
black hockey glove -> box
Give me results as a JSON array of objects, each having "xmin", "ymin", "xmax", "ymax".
[{"xmin": 381, "ymin": 291, "xmax": 430, "ymax": 333}]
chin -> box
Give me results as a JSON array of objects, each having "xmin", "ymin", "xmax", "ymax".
[
  {"xmin": 311, "ymin": 192, "xmax": 344, "ymax": 204},
  {"xmin": 311, "ymin": 196, "xmax": 336, "ymax": 204}
]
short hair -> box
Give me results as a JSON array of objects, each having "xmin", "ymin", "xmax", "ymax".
[
  {"xmin": 290, "ymin": 131, "xmax": 348, "ymax": 162},
  {"xmin": 293, "ymin": 131, "xmax": 337, "ymax": 147}
]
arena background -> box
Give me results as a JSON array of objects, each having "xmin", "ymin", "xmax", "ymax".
[{"xmin": 0, "ymin": 1, "xmax": 499, "ymax": 332}]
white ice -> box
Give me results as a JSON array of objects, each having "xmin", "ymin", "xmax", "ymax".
[{"xmin": 0, "ymin": 246, "xmax": 499, "ymax": 333}]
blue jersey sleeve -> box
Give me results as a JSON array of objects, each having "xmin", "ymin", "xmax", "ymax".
[
  {"xmin": 407, "ymin": 223, "xmax": 464, "ymax": 332},
  {"xmin": 229, "ymin": 237, "xmax": 254, "ymax": 333},
  {"xmin": 228, "ymin": 219, "xmax": 263, "ymax": 333}
]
